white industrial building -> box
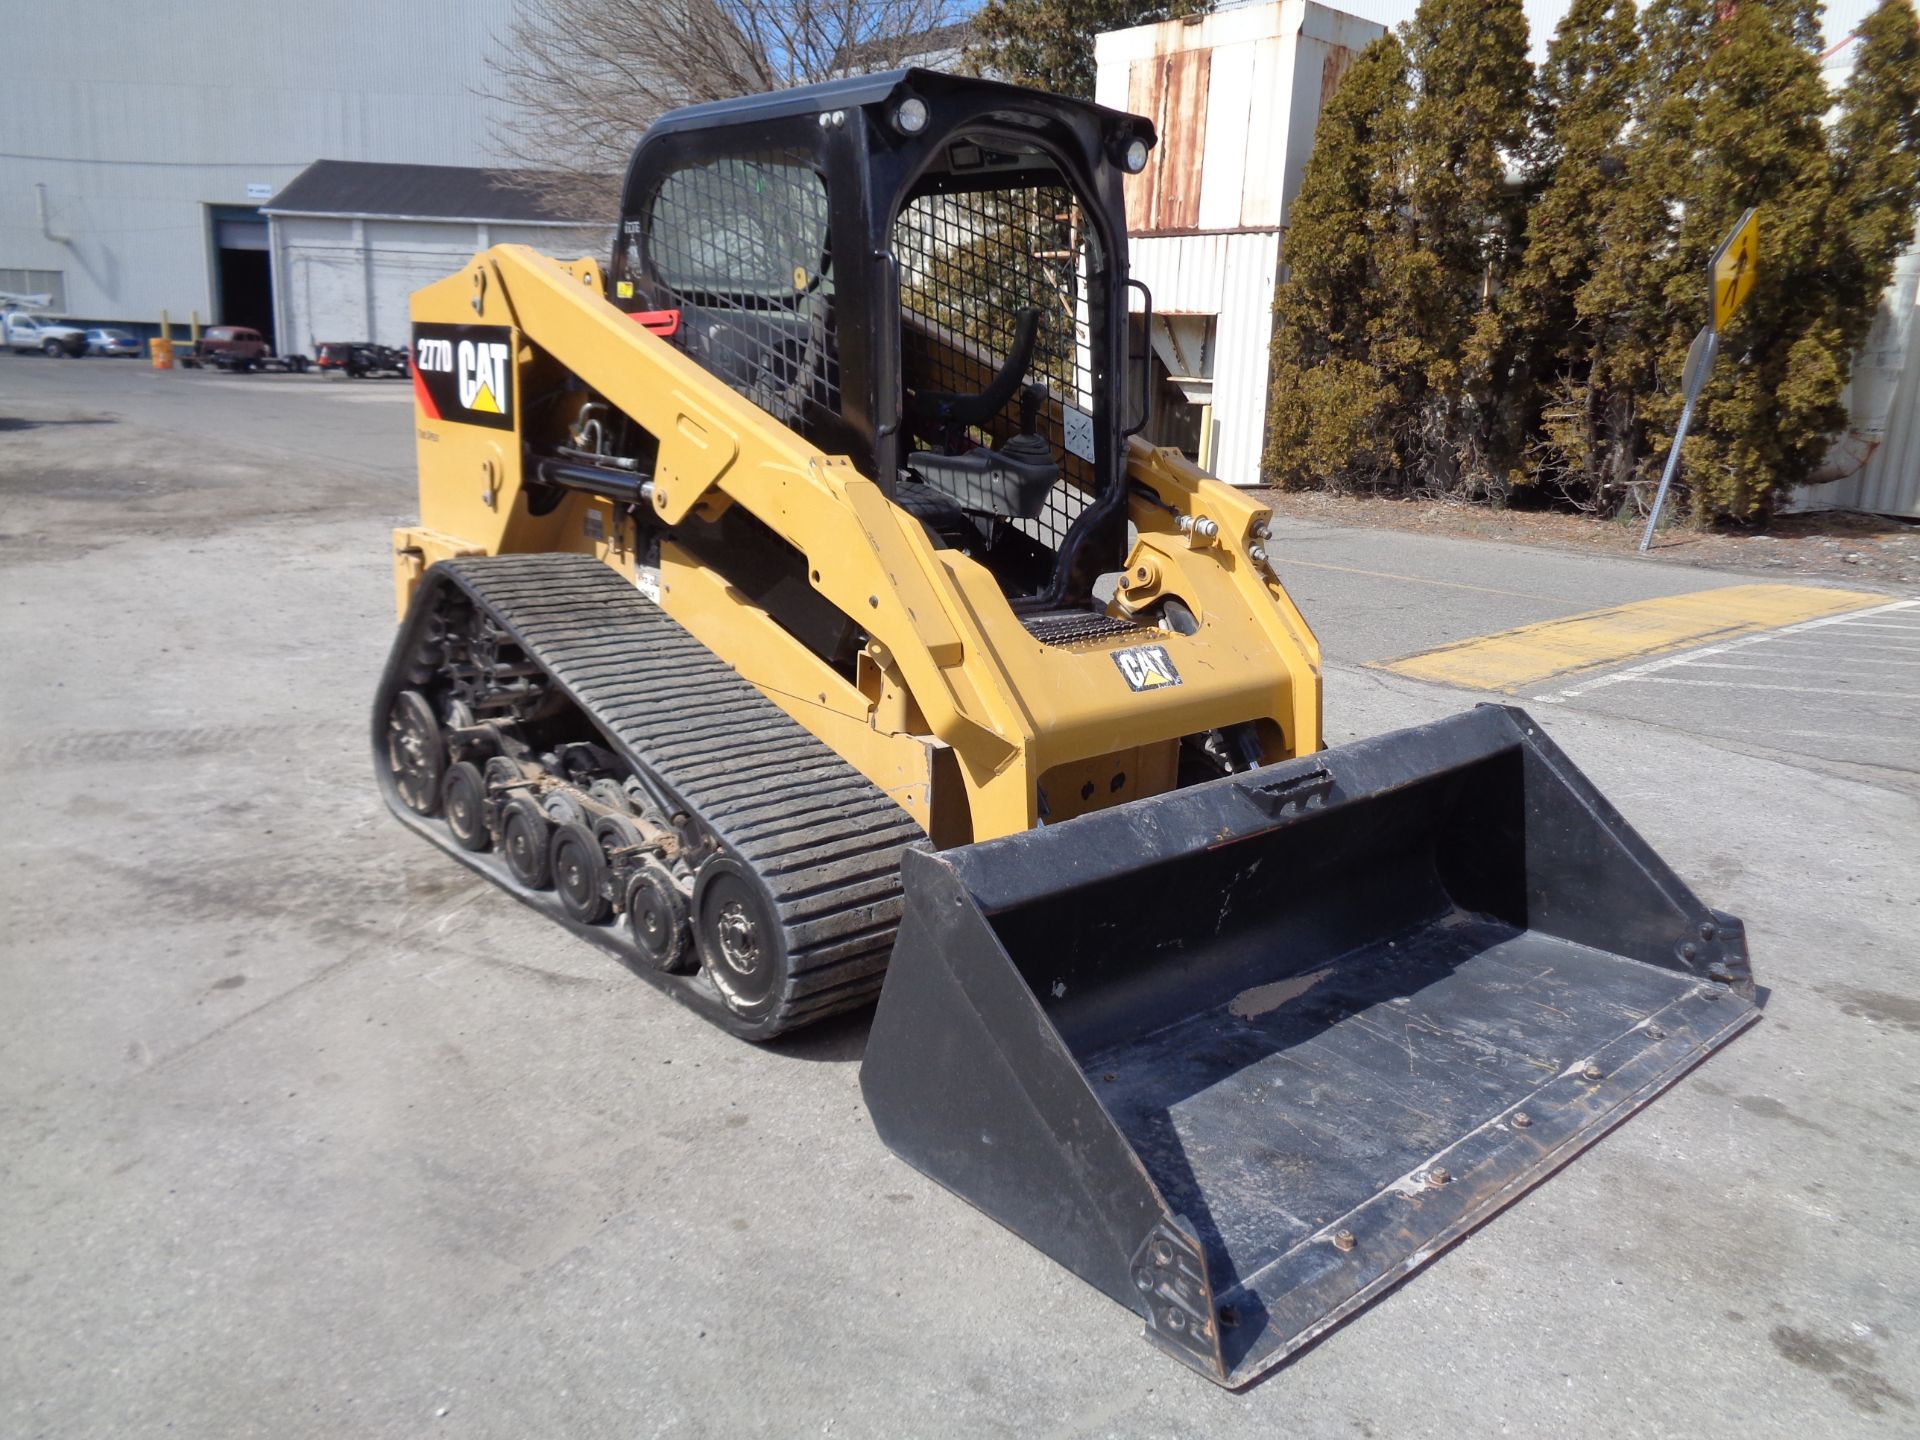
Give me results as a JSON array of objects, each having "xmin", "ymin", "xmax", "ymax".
[
  {"xmin": 0, "ymin": 0, "xmax": 540, "ymax": 347},
  {"xmin": 1096, "ymin": 1, "xmax": 1387, "ymax": 486},
  {"xmin": 264, "ymin": 162, "xmax": 610, "ymax": 352}
]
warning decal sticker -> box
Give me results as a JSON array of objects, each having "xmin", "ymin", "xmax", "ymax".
[{"xmin": 412, "ymin": 324, "xmax": 515, "ymax": 431}]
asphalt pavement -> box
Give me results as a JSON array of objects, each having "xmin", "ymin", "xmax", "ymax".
[{"xmin": 3, "ymin": 354, "xmax": 1916, "ymax": 1438}]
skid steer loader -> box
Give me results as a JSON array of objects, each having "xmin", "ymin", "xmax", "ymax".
[{"xmin": 376, "ymin": 69, "xmax": 1759, "ymax": 1386}]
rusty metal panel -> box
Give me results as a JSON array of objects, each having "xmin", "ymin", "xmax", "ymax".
[
  {"xmin": 1128, "ymin": 47, "xmax": 1211, "ymax": 234},
  {"xmin": 1278, "ymin": 5, "xmax": 1393, "ymax": 222},
  {"xmin": 1123, "ymin": 59, "xmax": 1163, "ymax": 233},
  {"xmin": 1104, "ymin": 5, "xmax": 1384, "ymax": 235},
  {"xmin": 1320, "ymin": 43, "xmax": 1359, "ymax": 105},
  {"xmin": 1156, "ymin": 48, "xmax": 1211, "ymax": 232}
]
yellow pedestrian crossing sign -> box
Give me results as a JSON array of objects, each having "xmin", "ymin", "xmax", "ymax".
[{"xmin": 1709, "ymin": 208, "xmax": 1758, "ymax": 332}]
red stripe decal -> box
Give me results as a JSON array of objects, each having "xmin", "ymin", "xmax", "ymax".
[{"xmin": 410, "ymin": 349, "xmax": 440, "ymax": 420}]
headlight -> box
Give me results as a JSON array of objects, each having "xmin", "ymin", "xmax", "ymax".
[
  {"xmin": 893, "ymin": 97, "xmax": 929, "ymax": 135},
  {"xmin": 1123, "ymin": 137, "xmax": 1150, "ymax": 173}
]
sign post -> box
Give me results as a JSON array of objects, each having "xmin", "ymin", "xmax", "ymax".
[{"xmin": 1640, "ymin": 207, "xmax": 1757, "ymax": 553}]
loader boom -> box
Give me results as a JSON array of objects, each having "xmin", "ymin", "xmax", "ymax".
[{"xmin": 398, "ymin": 240, "xmax": 1322, "ymax": 842}]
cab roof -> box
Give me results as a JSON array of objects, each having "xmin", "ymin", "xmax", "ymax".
[{"xmin": 644, "ymin": 67, "xmax": 1154, "ymax": 146}]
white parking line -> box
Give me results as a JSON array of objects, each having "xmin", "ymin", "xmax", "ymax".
[
  {"xmin": 1630, "ymin": 676, "xmax": 1920, "ymax": 698},
  {"xmin": 1681, "ymin": 656, "xmax": 1920, "ymax": 670},
  {"xmin": 1536, "ymin": 598, "xmax": 1919, "ymax": 702},
  {"xmin": 1756, "ymin": 637, "xmax": 1920, "ymax": 654}
]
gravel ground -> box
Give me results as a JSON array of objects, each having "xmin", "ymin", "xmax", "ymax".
[{"xmin": 1263, "ymin": 489, "xmax": 1920, "ymax": 592}]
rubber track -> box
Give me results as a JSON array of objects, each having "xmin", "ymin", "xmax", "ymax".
[{"xmin": 440, "ymin": 553, "xmax": 927, "ymax": 1034}]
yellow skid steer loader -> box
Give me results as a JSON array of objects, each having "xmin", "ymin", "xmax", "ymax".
[{"xmin": 377, "ymin": 69, "xmax": 1758, "ymax": 1386}]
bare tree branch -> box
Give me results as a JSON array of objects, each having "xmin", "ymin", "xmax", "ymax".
[{"xmin": 487, "ymin": 0, "xmax": 965, "ymax": 220}]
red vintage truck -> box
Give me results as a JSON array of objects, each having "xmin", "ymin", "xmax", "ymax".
[{"xmin": 178, "ymin": 326, "xmax": 309, "ymax": 372}]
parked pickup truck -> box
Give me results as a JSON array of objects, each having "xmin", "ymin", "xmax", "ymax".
[
  {"xmin": 178, "ymin": 326, "xmax": 308, "ymax": 372},
  {"xmin": 4, "ymin": 312, "xmax": 88, "ymax": 356}
]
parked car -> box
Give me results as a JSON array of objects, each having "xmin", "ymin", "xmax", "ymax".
[
  {"xmin": 4, "ymin": 312, "xmax": 87, "ymax": 356},
  {"xmin": 316, "ymin": 341, "xmax": 409, "ymax": 378},
  {"xmin": 83, "ymin": 327, "xmax": 143, "ymax": 358},
  {"xmin": 178, "ymin": 326, "xmax": 308, "ymax": 372}
]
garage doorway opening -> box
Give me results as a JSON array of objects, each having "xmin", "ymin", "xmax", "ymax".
[{"xmin": 210, "ymin": 205, "xmax": 274, "ymax": 346}]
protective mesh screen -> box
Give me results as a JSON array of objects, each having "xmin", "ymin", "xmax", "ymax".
[
  {"xmin": 642, "ymin": 150, "xmax": 838, "ymax": 430},
  {"xmin": 895, "ymin": 183, "xmax": 1097, "ymax": 550}
]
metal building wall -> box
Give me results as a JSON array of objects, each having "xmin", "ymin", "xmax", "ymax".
[
  {"xmin": 275, "ymin": 216, "xmax": 612, "ymax": 351},
  {"xmin": 1790, "ymin": 232, "xmax": 1920, "ymax": 519},
  {"xmin": 1130, "ymin": 232, "xmax": 1286, "ymax": 485},
  {"xmin": 0, "ymin": 1, "xmax": 536, "ymax": 328}
]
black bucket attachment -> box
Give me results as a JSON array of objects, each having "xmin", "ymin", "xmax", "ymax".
[{"xmin": 860, "ymin": 705, "xmax": 1758, "ymax": 1388}]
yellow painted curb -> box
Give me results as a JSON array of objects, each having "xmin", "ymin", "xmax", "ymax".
[{"xmin": 1375, "ymin": 583, "xmax": 1893, "ymax": 693}]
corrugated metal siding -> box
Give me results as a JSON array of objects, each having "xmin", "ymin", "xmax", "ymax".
[
  {"xmin": 1847, "ymin": 334, "xmax": 1920, "ymax": 518},
  {"xmin": 0, "ymin": 0, "xmax": 537, "ymax": 326},
  {"xmin": 277, "ymin": 215, "xmax": 610, "ymax": 350},
  {"xmin": 1130, "ymin": 231, "xmax": 1283, "ymax": 486},
  {"xmin": 1789, "ymin": 229, "xmax": 1920, "ymax": 519}
]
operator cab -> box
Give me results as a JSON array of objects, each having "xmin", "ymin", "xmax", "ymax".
[{"xmin": 612, "ymin": 69, "xmax": 1154, "ymax": 615}]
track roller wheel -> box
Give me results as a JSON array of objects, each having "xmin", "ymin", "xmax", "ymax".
[
  {"xmin": 587, "ymin": 779, "xmax": 630, "ymax": 813},
  {"xmin": 551, "ymin": 822, "xmax": 611, "ymax": 924},
  {"xmin": 542, "ymin": 789, "xmax": 587, "ymax": 826},
  {"xmin": 501, "ymin": 795, "xmax": 555, "ymax": 889},
  {"xmin": 594, "ymin": 812, "xmax": 646, "ymax": 857},
  {"xmin": 442, "ymin": 760, "xmax": 491, "ymax": 852},
  {"xmin": 626, "ymin": 857, "xmax": 694, "ymax": 973},
  {"xmin": 483, "ymin": 755, "xmax": 533, "ymax": 793},
  {"xmin": 386, "ymin": 689, "xmax": 445, "ymax": 815},
  {"xmin": 694, "ymin": 858, "xmax": 789, "ymax": 1026}
]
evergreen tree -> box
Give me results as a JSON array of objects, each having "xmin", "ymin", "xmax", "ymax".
[
  {"xmin": 1827, "ymin": 0, "xmax": 1920, "ymax": 355},
  {"xmin": 966, "ymin": 0, "xmax": 1210, "ymax": 99},
  {"xmin": 1505, "ymin": 0, "xmax": 1642, "ymax": 507},
  {"xmin": 1669, "ymin": 0, "xmax": 1839, "ymax": 517},
  {"xmin": 1262, "ymin": 0, "xmax": 1914, "ymax": 515},
  {"xmin": 1563, "ymin": 0, "xmax": 1720, "ymax": 514},
  {"xmin": 1263, "ymin": 36, "xmax": 1415, "ymax": 488},
  {"xmin": 1393, "ymin": 0, "xmax": 1533, "ymax": 496}
]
